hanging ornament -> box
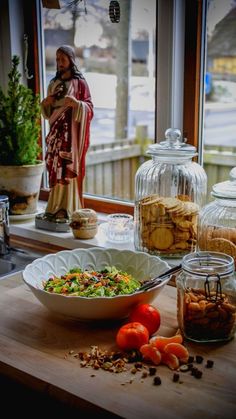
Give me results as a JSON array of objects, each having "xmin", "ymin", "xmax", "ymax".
[{"xmin": 109, "ymin": 1, "xmax": 120, "ymax": 23}]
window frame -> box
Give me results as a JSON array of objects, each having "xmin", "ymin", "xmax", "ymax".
[{"xmin": 31, "ymin": 0, "xmax": 205, "ymax": 215}]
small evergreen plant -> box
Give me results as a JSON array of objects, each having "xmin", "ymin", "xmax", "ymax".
[{"xmin": 0, "ymin": 55, "xmax": 41, "ymax": 165}]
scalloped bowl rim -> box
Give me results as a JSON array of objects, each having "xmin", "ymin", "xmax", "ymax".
[{"xmin": 22, "ymin": 247, "xmax": 170, "ymax": 320}]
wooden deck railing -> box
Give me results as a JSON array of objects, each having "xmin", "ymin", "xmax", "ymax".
[
  {"xmin": 84, "ymin": 139, "xmax": 142, "ymax": 201},
  {"xmin": 84, "ymin": 141, "xmax": 236, "ymax": 202},
  {"xmin": 203, "ymin": 145, "xmax": 236, "ymax": 200}
]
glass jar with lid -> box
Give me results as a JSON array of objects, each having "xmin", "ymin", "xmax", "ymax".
[
  {"xmin": 198, "ymin": 167, "xmax": 236, "ymax": 266},
  {"xmin": 176, "ymin": 251, "xmax": 236, "ymax": 343},
  {"xmin": 134, "ymin": 128, "xmax": 207, "ymax": 258}
]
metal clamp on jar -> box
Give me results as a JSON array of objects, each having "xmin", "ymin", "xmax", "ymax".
[
  {"xmin": 0, "ymin": 195, "xmax": 10, "ymax": 255},
  {"xmin": 176, "ymin": 251, "xmax": 236, "ymax": 343}
]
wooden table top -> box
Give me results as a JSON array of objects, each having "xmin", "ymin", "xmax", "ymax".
[{"xmin": 0, "ymin": 273, "xmax": 235, "ymax": 418}]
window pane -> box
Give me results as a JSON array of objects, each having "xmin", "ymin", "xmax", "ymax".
[
  {"xmin": 42, "ymin": 0, "xmax": 156, "ymax": 203},
  {"xmin": 203, "ymin": 0, "xmax": 236, "ymax": 200}
]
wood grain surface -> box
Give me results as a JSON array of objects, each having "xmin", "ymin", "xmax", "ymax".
[{"xmin": 0, "ymin": 273, "xmax": 235, "ymax": 418}]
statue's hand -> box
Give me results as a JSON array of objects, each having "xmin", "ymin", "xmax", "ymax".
[
  {"xmin": 41, "ymin": 95, "xmax": 54, "ymax": 106},
  {"xmin": 64, "ymin": 95, "xmax": 79, "ymax": 108}
]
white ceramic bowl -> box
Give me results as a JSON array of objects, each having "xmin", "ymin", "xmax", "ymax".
[{"xmin": 22, "ymin": 247, "xmax": 170, "ymax": 321}]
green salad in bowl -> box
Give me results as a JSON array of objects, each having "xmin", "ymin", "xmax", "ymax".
[
  {"xmin": 43, "ymin": 266, "xmax": 141, "ymax": 297},
  {"xmin": 22, "ymin": 247, "xmax": 170, "ymax": 321}
]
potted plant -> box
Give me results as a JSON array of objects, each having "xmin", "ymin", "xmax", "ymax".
[{"xmin": 0, "ymin": 55, "xmax": 44, "ymax": 215}]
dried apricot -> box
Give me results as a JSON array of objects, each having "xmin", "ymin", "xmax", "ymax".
[
  {"xmin": 164, "ymin": 342, "xmax": 189, "ymax": 363},
  {"xmin": 139, "ymin": 343, "xmax": 151, "ymax": 358},
  {"xmin": 150, "ymin": 334, "xmax": 183, "ymax": 351},
  {"xmin": 140, "ymin": 343, "xmax": 162, "ymax": 365},
  {"xmin": 161, "ymin": 352, "xmax": 179, "ymax": 370}
]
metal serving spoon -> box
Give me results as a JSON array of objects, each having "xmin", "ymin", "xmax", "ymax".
[{"xmin": 138, "ymin": 264, "xmax": 182, "ymax": 292}]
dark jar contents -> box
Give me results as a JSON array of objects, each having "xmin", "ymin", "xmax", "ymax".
[{"xmin": 176, "ymin": 251, "xmax": 236, "ymax": 343}]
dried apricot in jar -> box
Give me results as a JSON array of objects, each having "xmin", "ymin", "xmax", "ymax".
[{"xmin": 116, "ymin": 322, "xmax": 149, "ymax": 351}]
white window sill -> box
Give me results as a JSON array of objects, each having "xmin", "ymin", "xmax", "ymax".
[
  {"xmin": 9, "ymin": 208, "xmax": 135, "ymax": 252},
  {"xmin": 9, "ymin": 203, "xmax": 180, "ymax": 266}
]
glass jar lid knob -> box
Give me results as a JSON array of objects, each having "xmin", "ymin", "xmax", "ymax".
[
  {"xmin": 146, "ymin": 127, "xmax": 197, "ymax": 156},
  {"xmin": 229, "ymin": 167, "xmax": 236, "ymax": 182},
  {"xmin": 164, "ymin": 128, "xmax": 183, "ymax": 147},
  {"xmin": 157, "ymin": 128, "xmax": 196, "ymax": 153}
]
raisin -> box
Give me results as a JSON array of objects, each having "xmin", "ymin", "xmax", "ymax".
[
  {"xmin": 153, "ymin": 376, "xmax": 162, "ymax": 385},
  {"xmin": 191, "ymin": 367, "xmax": 203, "ymax": 379},
  {"xmin": 149, "ymin": 366, "xmax": 157, "ymax": 376},
  {"xmin": 194, "ymin": 369, "xmax": 203, "ymax": 379},
  {"xmin": 205, "ymin": 359, "xmax": 214, "ymax": 368},
  {"xmin": 196, "ymin": 355, "xmax": 204, "ymax": 364},
  {"xmin": 191, "ymin": 367, "xmax": 198, "ymax": 376},
  {"xmin": 173, "ymin": 373, "xmax": 180, "ymax": 382}
]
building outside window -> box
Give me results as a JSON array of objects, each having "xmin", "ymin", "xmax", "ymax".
[{"xmin": 202, "ymin": 0, "xmax": 236, "ymax": 197}]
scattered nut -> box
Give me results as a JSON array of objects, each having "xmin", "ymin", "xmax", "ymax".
[{"xmin": 180, "ymin": 364, "xmax": 190, "ymax": 372}]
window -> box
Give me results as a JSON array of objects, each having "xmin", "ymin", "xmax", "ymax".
[
  {"xmin": 202, "ymin": 0, "xmax": 236, "ymax": 200},
  {"xmin": 39, "ymin": 0, "xmax": 156, "ymax": 211},
  {"xmin": 15, "ymin": 0, "xmax": 203, "ymax": 214}
]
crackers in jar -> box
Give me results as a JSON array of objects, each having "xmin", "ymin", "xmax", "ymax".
[
  {"xmin": 138, "ymin": 194, "xmax": 199, "ymax": 255},
  {"xmin": 198, "ymin": 225, "xmax": 236, "ymax": 267}
]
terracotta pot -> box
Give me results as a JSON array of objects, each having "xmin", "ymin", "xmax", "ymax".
[{"xmin": 0, "ymin": 161, "xmax": 45, "ymax": 215}]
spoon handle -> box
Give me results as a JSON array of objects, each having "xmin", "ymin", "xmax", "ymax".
[{"xmin": 138, "ymin": 264, "xmax": 182, "ymax": 292}]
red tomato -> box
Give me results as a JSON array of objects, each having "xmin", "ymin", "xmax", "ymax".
[
  {"xmin": 129, "ymin": 303, "xmax": 161, "ymax": 335},
  {"xmin": 116, "ymin": 321, "xmax": 149, "ymax": 351}
]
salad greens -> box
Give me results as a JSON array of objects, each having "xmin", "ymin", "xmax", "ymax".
[{"xmin": 43, "ymin": 266, "xmax": 141, "ymax": 297}]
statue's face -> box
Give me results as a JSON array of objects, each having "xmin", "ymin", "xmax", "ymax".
[{"xmin": 56, "ymin": 51, "xmax": 71, "ymax": 75}]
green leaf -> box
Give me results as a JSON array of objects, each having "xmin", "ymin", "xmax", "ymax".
[{"xmin": 0, "ymin": 55, "xmax": 41, "ymax": 165}]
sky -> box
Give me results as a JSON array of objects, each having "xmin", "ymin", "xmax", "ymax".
[{"xmin": 45, "ymin": 0, "xmax": 156, "ymax": 48}]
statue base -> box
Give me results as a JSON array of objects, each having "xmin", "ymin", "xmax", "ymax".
[{"xmin": 35, "ymin": 212, "xmax": 71, "ymax": 232}]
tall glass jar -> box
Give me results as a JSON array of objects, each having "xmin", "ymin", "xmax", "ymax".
[
  {"xmin": 134, "ymin": 128, "xmax": 207, "ymax": 258},
  {"xmin": 198, "ymin": 167, "xmax": 236, "ymax": 267},
  {"xmin": 176, "ymin": 251, "xmax": 236, "ymax": 343}
]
